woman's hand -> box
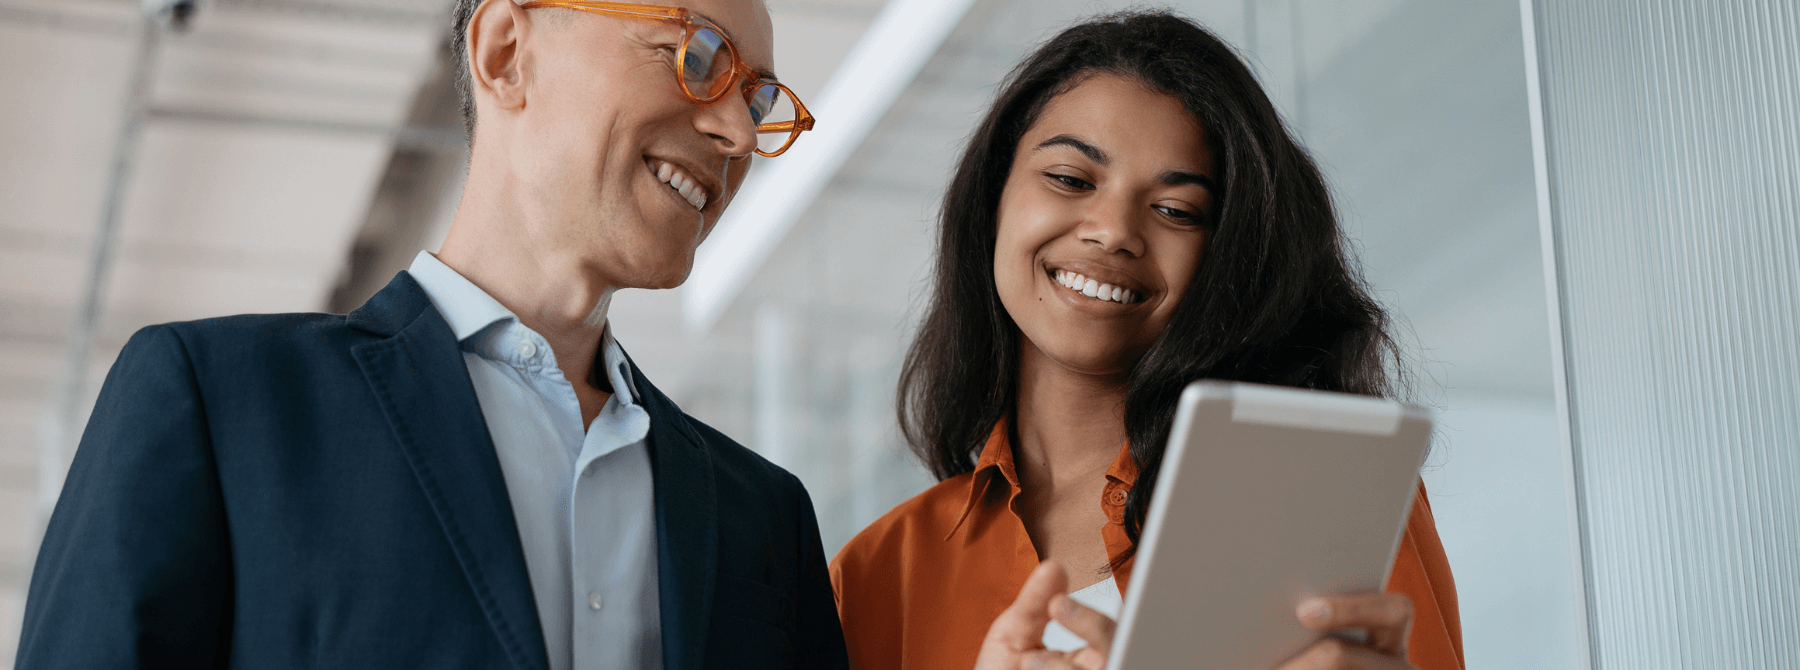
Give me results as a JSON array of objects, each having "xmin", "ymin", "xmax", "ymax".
[
  {"xmin": 974, "ymin": 562, "xmax": 1110, "ymax": 670},
  {"xmin": 1276, "ymin": 593, "xmax": 1417, "ymax": 670},
  {"xmin": 974, "ymin": 561, "xmax": 1421, "ymax": 670}
]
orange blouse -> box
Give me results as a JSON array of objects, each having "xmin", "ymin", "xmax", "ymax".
[{"xmin": 830, "ymin": 422, "xmax": 1464, "ymax": 670}]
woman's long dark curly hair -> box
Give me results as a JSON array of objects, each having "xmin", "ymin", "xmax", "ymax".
[{"xmin": 896, "ymin": 9, "xmax": 1405, "ymax": 563}]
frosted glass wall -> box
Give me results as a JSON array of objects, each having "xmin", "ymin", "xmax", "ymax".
[{"xmin": 1528, "ymin": 0, "xmax": 1800, "ymax": 666}]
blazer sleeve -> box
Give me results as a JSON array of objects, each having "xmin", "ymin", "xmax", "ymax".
[
  {"xmin": 791, "ymin": 480, "xmax": 851, "ymax": 670},
  {"xmin": 16, "ymin": 325, "xmax": 234, "ymax": 669}
]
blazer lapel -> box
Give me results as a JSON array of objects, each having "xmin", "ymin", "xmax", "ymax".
[
  {"xmin": 350, "ymin": 274, "xmax": 549, "ymax": 670},
  {"xmin": 628, "ymin": 355, "xmax": 719, "ymax": 670}
]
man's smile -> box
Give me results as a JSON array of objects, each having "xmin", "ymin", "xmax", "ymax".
[{"xmin": 645, "ymin": 156, "xmax": 713, "ymax": 211}]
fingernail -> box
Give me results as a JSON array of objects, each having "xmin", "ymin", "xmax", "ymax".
[
  {"xmin": 1050, "ymin": 595, "xmax": 1071, "ymax": 618},
  {"xmin": 1298, "ymin": 599, "xmax": 1330, "ymax": 621},
  {"xmin": 1026, "ymin": 652, "xmax": 1051, "ymax": 669}
]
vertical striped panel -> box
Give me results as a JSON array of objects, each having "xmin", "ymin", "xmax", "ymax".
[{"xmin": 1529, "ymin": 0, "xmax": 1800, "ymax": 667}]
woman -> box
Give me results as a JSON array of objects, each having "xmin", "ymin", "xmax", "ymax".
[{"xmin": 829, "ymin": 10, "xmax": 1461, "ymax": 670}]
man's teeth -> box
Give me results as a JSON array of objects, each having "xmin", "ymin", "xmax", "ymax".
[
  {"xmin": 654, "ymin": 160, "xmax": 708, "ymax": 211},
  {"xmin": 1053, "ymin": 270, "xmax": 1139, "ymax": 304}
]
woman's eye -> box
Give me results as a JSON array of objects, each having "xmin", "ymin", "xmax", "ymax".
[
  {"xmin": 1047, "ymin": 172, "xmax": 1094, "ymax": 190},
  {"xmin": 1155, "ymin": 204, "xmax": 1201, "ymax": 223}
]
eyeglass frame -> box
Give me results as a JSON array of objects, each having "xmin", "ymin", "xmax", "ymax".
[{"xmin": 516, "ymin": 0, "xmax": 815, "ymax": 157}]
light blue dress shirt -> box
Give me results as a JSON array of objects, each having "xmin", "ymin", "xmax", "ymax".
[{"xmin": 408, "ymin": 252, "xmax": 661, "ymax": 670}]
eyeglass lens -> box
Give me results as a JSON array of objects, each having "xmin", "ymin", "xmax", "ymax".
[
  {"xmin": 681, "ymin": 28, "xmax": 731, "ymax": 97},
  {"xmin": 682, "ymin": 26, "xmax": 800, "ymax": 153},
  {"xmin": 750, "ymin": 85, "xmax": 798, "ymax": 155}
]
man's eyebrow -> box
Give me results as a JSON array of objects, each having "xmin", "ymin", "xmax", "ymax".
[
  {"xmin": 690, "ymin": 10, "xmax": 778, "ymax": 81},
  {"xmin": 1162, "ymin": 170, "xmax": 1217, "ymax": 192},
  {"xmin": 1035, "ymin": 135, "xmax": 1109, "ymax": 165}
]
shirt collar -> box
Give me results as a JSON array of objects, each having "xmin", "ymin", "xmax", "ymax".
[
  {"xmin": 945, "ymin": 421, "xmax": 1013, "ymax": 540},
  {"xmin": 1104, "ymin": 440, "xmax": 1140, "ymax": 486},
  {"xmin": 945, "ymin": 419, "xmax": 1138, "ymax": 539},
  {"xmin": 407, "ymin": 250, "xmax": 638, "ymax": 405},
  {"xmin": 596, "ymin": 327, "xmax": 637, "ymax": 406},
  {"xmin": 407, "ymin": 251, "xmax": 514, "ymax": 342}
]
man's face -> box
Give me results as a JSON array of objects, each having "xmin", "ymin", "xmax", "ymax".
[{"xmin": 508, "ymin": 0, "xmax": 773, "ymax": 290}]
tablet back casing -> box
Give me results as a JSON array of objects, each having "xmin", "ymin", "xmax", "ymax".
[{"xmin": 1109, "ymin": 381, "xmax": 1433, "ymax": 670}]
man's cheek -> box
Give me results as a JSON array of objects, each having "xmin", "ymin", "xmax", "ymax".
[{"xmin": 726, "ymin": 156, "xmax": 752, "ymax": 192}]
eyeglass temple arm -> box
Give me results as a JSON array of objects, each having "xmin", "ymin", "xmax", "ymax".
[
  {"xmin": 518, "ymin": 1, "xmax": 687, "ymax": 21},
  {"xmin": 756, "ymin": 118, "xmax": 815, "ymax": 133}
]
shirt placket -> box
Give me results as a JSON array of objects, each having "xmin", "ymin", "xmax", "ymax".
[
  {"xmin": 507, "ymin": 325, "xmax": 593, "ymax": 668},
  {"xmin": 571, "ymin": 439, "xmax": 606, "ymax": 666},
  {"xmin": 566, "ymin": 342, "xmax": 653, "ymax": 670}
]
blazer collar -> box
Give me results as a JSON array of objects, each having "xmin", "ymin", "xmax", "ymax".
[
  {"xmin": 349, "ymin": 272, "xmax": 549, "ymax": 670},
  {"xmin": 621, "ymin": 349, "xmax": 720, "ymax": 670},
  {"xmin": 346, "ymin": 271, "xmax": 430, "ymax": 338},
  {"xmin": 351, "ymin": 274, "xmax": 723, "ymax": 670}
]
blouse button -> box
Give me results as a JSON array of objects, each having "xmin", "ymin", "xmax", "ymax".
[{"xmin": 1106, "ymin": 488, "xmax": 1127, "ymax": 506}]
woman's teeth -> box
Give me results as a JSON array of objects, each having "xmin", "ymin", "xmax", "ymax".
[
  {"xmin": 654, "ymin": 160, "xmax": 708, "ymax": 211},
  {"xmin": 1053, "ymin": 270, "xmax": 1140, "ymax": 304}
]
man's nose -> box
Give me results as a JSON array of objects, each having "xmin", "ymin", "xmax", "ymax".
[{"xmin": 693, "ymin": 93, "xmax": 757, "ymax": 158}]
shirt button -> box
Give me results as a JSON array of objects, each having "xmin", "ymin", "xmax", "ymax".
[
  {"xmin": 516, "ymin": 340, "xmax": 538, "ymax": 359},
  {"xmin": 1106, "ymin": 488, "xmax": 1128, "ymax": 506},
  {"xmin": 588, "ymin": 593, "xmax": 603, "ymax": 610}
]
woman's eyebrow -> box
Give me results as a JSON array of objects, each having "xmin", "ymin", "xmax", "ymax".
[
  {"xmin": 1161, "ymin": 170, "xmax": 1217, "ymax": 192},
  {"xmin": 1035, "ymin": 135, "xmax": 1110, "ymax": 165}
]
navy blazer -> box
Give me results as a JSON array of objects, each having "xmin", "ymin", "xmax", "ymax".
[{"xmin": 17, "ymin": 273, "xmax": 849, "ymax": 670}]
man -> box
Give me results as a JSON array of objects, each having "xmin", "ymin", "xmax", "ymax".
[{"xmin": 16, "ymin": 0, "xmax": 841, "ymax": 668}]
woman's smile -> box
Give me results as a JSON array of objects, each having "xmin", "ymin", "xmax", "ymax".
[{"xmin": 1045, "ymin": 264, "xmax": 1145, "ymax": 305}]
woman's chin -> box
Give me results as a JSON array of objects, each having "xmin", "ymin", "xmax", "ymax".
[{"xmin": 1023, "ymin": 337, "xmax": 1141, "ymax": 380}]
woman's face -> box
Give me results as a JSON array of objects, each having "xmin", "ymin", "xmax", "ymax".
[{"xmin": 994, "ymin": 73, "xmax": 1217, "ymax": 377}]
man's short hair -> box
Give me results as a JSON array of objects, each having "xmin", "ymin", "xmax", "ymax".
[{"xmin": 449, "ymin": 0, "xmax": 481, "ymax": 141}]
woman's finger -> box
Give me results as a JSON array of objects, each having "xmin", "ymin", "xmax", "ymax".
[
  {"xmin": 1049, "ymin": 593, "xmax": 1117, "ymax": 660},
  {"xmin": 1067, "ymin": 644, "xmax": 1108, "ymax": 670},
  {"xmin": 973, "ymin": 562, "xmax": 1072, "ymax": 670},
  {"xmin": 1022, "ymin": 649, "xmax": 1078, "ymax": 670},
  {"xmin": 1295, "ymin": 593, "xmax": 1414, "ymax": 656},
  {"xmin": 1276, "ymin": 636, "xmax": 1415, "ymax": 670},
  {"xmin": 999, "ymin": 562, "xmax": 1070, "ymax": 635}
]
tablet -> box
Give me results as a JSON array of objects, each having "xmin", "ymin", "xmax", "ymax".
[{"xmin": 1108, "ymin": 380, "xmax": 1433, "ymax": 670}]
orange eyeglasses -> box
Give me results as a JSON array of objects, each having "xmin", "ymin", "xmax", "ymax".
[{"xmin": 519, "ymin": 1, "xmax": 815, "ymax": 157}]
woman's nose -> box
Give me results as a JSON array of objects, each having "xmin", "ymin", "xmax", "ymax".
[{"xmin": 1076, "ymin": 193, "xmax": 1147, "ymax": 256}]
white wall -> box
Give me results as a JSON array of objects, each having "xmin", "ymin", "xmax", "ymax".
[{"xmin": 1424, "ymin": 397, "xmax": 1584, "ymax": 669}]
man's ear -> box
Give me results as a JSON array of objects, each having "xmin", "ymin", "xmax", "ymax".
[{"xmin": 468, "ymin": 0, "xmax": 530, "ymax": 112}]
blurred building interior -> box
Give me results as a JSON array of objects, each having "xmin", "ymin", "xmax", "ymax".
[{"xmin": 3, "ymin": 0, "xmax": 1793, "ymax": 667}]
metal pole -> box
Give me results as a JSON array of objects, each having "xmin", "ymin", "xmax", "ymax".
[{"xmin": 34, "ymin": 17, "xmax": 165, "ymax": 522}]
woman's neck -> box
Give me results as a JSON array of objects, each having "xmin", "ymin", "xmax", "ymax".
[
  {"xmin": 1012, "ymin": 340, "xmax": 1130, "ymax": 491},
  {"xmin": 1010, "ymin": 338, "xmax": 1130, "ymax": 581}
]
